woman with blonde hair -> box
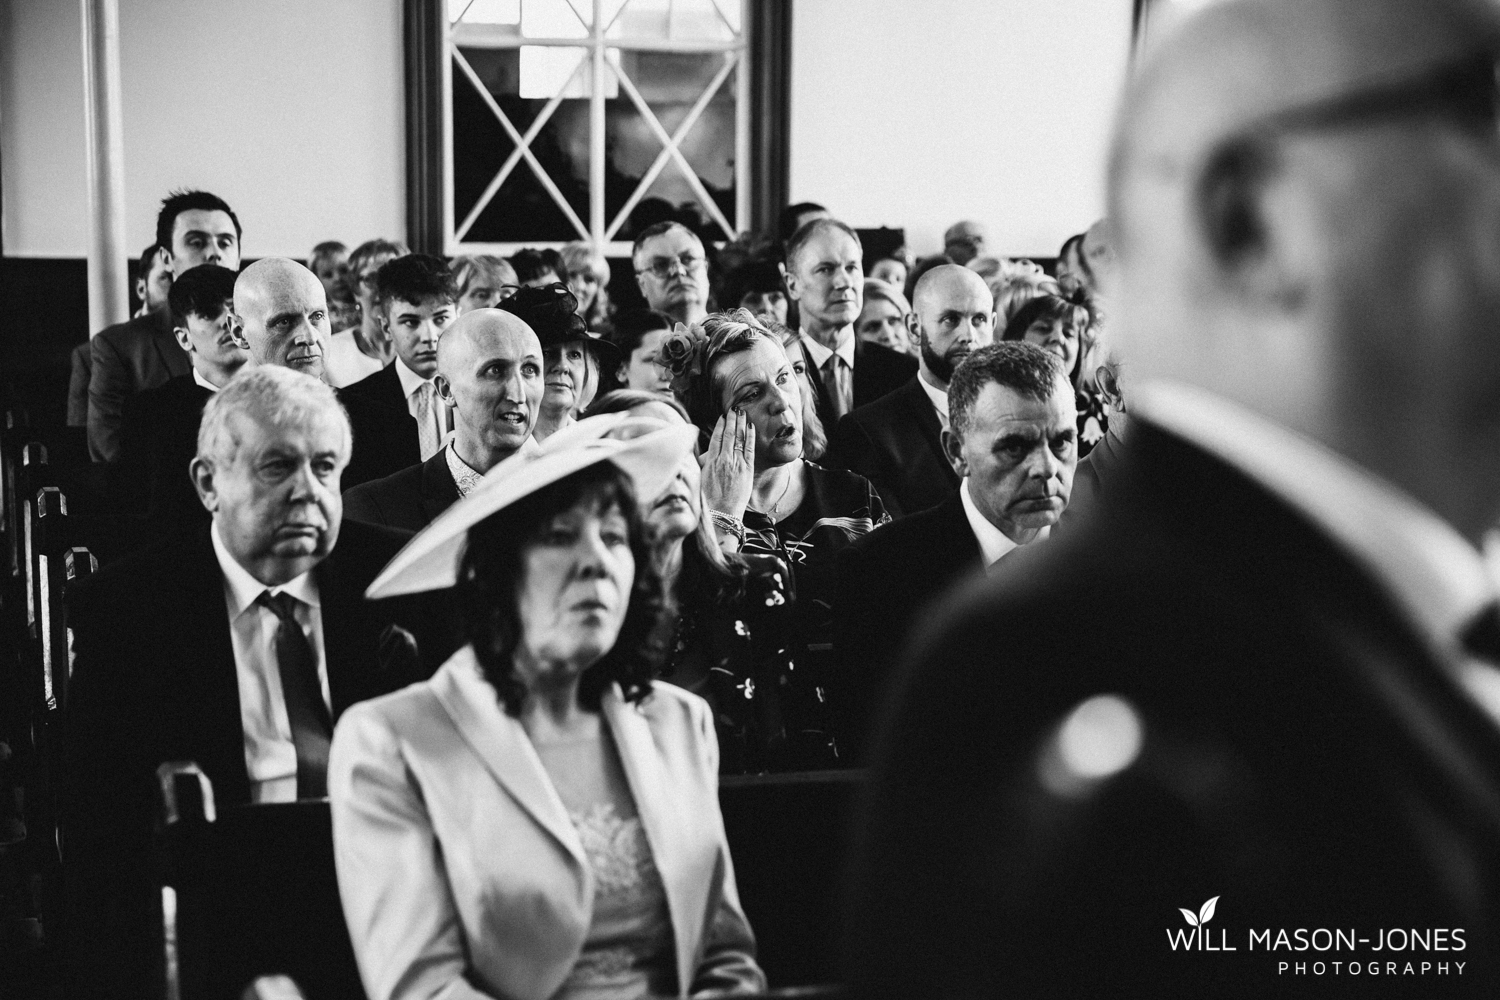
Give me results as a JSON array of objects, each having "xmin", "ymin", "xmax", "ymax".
[
  {"xmin": 855, "ymin": 279, "xmax": 915, "ymax": 356},
  {"xmin": 561, "ymin": 242, "xmax": 614, "ymax": 335},
  {"xmin": 661, "ymin": 309, "xmax": 888, "ymax": 764}
]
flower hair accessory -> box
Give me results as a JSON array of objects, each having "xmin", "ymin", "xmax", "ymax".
[{"xmin": 659, "ymin": 322, "xmax": 709, "ymax": 393}]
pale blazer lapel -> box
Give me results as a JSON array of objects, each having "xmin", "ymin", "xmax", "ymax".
[
  {"xmin": 604, "ymin": 687, "xmax": 713, "ymax": 994},
  {"xmin": 432, "ymin": 650, "xmax": 587, "ymax": 869}
]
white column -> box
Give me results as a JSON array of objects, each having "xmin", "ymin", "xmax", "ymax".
[{"xmin": 81, "ymin": 0, "xmax": 129, "ymax": 334}]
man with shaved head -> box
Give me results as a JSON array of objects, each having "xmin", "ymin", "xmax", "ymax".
[
  {"xmin": 232, "ymin": 256, "xmax": 422, "ymax": 487},
  {"xmin": 848, "ymin": 0, "xmax": 1500, "ymax": 995},
  {"xmin": 827, "ymin": 263, "xmax": 994, "ymax": 516},
  {"xmin": 65, "ymin": 366, "xmax": 435, "ymax": 998},
  {"xmin": 343, "ymin": 309, "xmax": 544, "ymax": 530}
]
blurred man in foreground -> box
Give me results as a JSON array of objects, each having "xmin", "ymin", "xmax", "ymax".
[{"xmin": 847, "ymin": 0, "xmax": 1500, "ymax": 995}]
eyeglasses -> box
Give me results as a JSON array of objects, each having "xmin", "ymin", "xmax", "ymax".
[
  {"xmin": 1209, "ymin": 50, "xmax": 1500, "ymax": 160},
  {"xmin": 636, "ymin": 254, "xmax": 706, "ymax": 280}
]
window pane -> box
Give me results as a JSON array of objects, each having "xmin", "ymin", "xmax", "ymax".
[
  {"xmin": 604, "ymin": 50, "xmax": 736, "ymax": 242},
  {"xmin": 521, "ymin": 0, "xmax": 590, "ymax": 36},
  {"xmin": 451, "ymin": 0, "xmax": 520, "ymax": 25},
  {"xmin": 453, "ymin": 48, "xmax": 590, "ymax": 242},
  {"xmin": 606, "ymin": 0, "xmax": 739, "ymax": 42}
]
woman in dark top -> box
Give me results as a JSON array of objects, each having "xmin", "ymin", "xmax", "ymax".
[
  {"xmin": 585, "ymin": 389, "xmax": 815, "ymax": 773},
  {"xmin": 1002, "ymin": 291, "xmax": 1108, "ymax": 456},
  {"xmin": 659, "ymin": 311, "xmax": 889, "ymax": 765}
]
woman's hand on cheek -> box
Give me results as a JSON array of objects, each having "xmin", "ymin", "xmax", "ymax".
[{"xmin": 701, "ymin": 408, "xmax": 755, "ymax": 521}]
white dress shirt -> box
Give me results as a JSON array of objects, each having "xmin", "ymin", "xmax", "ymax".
[
  {"xmin": 210, "ymin": 522, "xmax": 331, "ymax": 804},
  {"xmin": 800, "ymin": 328, "xmax": 856, "ymax": 415},
  {"xmin": 191, "ymin": 368, "xmax": 221, "ymax": 392},
  {"xmin": 960, "ymin": 477, "xmax": 1049, "ymax": 568},
  {"xmin": 917, "ymin": 373, "xmax": 950, "ymax": 431},
  {"xmin": 396, "ymin": 356, "xmax": 452, "ymax": 460},
  {"xmin": 1132, "ymin": 380, "xmax": 1500, "ymax": 723}
]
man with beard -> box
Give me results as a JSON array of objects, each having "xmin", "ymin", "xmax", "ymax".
[
  {"xmin": 343, "ymin": 309, "xmax": 544, "ymax": 531},
  {"xmin": 834, "ymin": 342, "xmax": 1076, "ymax": 756},
  {"xmin": 826, "ymin": 264, "xmax": 993, "ymax": 516}
]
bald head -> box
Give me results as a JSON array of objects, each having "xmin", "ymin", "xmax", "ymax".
[
  {"xmin": 1111, "ymin": 0, "xmax": 1500, "ymax": 541},
  {"xmin": 909, "ymin": 265, "xmax": 996, "ymax": 388},
  {"xmin": 433, "ymin": 308, "xmax": 545, "ymax": 472},
  {"xmin": 232, "ymin": 257, "xmax": 331, "ymax": 380}
]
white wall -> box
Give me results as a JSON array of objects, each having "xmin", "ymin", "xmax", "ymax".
[
  {"xmin": 789, "ymin": 0, "xmax": 1133, "ymax": 259},
  {"xmin": 0, "ymin": 0, "xmax": 406, "ymax": 260}
]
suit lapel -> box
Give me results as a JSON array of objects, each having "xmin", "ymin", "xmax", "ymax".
[
  {"xmin": 937, "ymin": 491, "xmax": 983, "ymax": 574},
  {"xmin": 421, "ymin": 451, "xmax": 460, "ymax": 523},
  {"xmin": 902, "ymin": 378, "xmax": 956, "ymax": 485},
  {"xmin": 176, "ymin": 529, "xmax": 252, "ymax": 804},
  {"xmin": 604, "ymin": 689, "xmax": 708, "ymax": 992},
  {"xmin": 432, "ymin": 651, "xmax": 587, "ymax": 867},
  {"xmin": 314, "ymin": 548, "xmax": 365, "ymax": 717}
]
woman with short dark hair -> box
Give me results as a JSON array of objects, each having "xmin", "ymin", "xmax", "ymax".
[{"xmin": 330, "ymin": 417, "xmax": 765, "ymax": 1000}]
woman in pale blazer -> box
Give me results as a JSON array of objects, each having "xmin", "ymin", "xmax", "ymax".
[{"xmin": 329, "ymin": 416, "xmax": 766, "ymax": 1000}]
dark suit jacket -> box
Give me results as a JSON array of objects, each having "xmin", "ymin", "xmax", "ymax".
[
  {"xmin": 63, "ymin": 518, "xmax": 435, "ymax": 999},
  {"xmin": 826, "ymin": 376, "xmax": 958, "ymax": 518},
  {"xmin": 336, "ymin": 372, "xmax": 422, "ymax": 489},
  {"xmin": 115, "ymin": 374, "xmax": 212, "ymax": 530},
  {"xmin": 802, "ymin": 337, "xmax": 916, "ymax": 431},
  {"xmin": 834, "ymin": 491, "xmax": 981, "ymax": 759},
  {"xmin": 343, "ymin": 450, "xmax": 459, "ymax": 532},
  {"xmin": 845, "ymin": 421, "xmax": 1500, "ymax": 998},
  {"xmin": 68, "ymin": 340, "xmax": 92, "ymax": 427},
  {"xmin": 88, "ymin": 310, "xmax": 190, "ymax": 462}
]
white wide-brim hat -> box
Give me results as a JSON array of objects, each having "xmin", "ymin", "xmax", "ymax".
[{"xmin": 365, "ymin": 412, "xmax": 697, "ymax": 599}]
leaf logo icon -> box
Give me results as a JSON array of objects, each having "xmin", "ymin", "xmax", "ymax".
[
  {"xmin": 1199, "ymin": 896, "xmax": 1219, "ymax": 925},
  {"xmin": 1177, "ymin": 896, "xmax": 1219, "ymax": 927}
]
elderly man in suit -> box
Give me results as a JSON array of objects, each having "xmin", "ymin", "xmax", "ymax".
[
  {"xmin": 66, "ymin": 366, "xmax": 434, "ymax": 999},
  {"xmin": 826, "ymin": 264, "xmax": 995, "ymax": 516},
  {"xmin": 633, "ymin": 221, "xmax": 711, "ymax": 326},
  {"xmin": 232, "ymin": 256, "xmax": 419, "ymax": 488},
  {"xmin": 782, "ymin": 218, "xmax": 915, "ymax": 428},
  {"xmin": 344, "ymin": 308, "xmax": 544, "ymax": 530},
  {"xmin": 88, "ymin": 190, "xmax": 241, "ymax": 461},
  {"xmin": 846, "ymin": 0, "xmax": 1500, "ymax": 996},
  {"xmin": 835, "ymin": 343, "xmax": 1075, "ymax": 758},
  {"xmin": 115, "ymin": 263, "xmax": 247, "ymax": 532}
]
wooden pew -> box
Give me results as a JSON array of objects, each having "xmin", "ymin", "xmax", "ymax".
[{"xmin": 152, "ymin": 766, "xmax": 866, "ymax": 999}]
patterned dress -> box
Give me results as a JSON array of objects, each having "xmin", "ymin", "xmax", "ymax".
[{"xmin": 739, "ymin": 461, "xmax": 890, "ymax": 767}]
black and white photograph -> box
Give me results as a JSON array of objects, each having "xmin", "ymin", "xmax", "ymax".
[{"xmin": 3, "ymin": 0, "xmax": 1500, "ymax": 996}]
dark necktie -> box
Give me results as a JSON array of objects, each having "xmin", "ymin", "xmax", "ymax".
[
  {"xmin": 256, "ymin": 591, "xmax": 332, "ymax": 798},
  {"xmin": 1461, "ymin": 602, "xmax": 1500, "ymax": 664},
  {"xmin": 822, "ymin": 355, "xmax": 850, "ymax": 422}
]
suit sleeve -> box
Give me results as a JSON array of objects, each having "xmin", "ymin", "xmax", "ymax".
[
  {"xmin": 328, "ymin": 703, "xmax": 495, "ymax": 1000},
  {"xmin": 688, "ymin": 700, "xmax": 768, "ymax": 997},
  {"xmin": 68, "ymin": 343, "xmax": 92, "ymax": 428},
  {"xmin": 341, "ymin": 481, "xmax": 386, "ymax": 527},
  {"xmin": 88, "ymin": 332, "xmax": 130, "ymax": 463}
]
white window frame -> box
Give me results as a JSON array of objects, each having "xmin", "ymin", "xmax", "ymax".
[{"xmin": 442, "ymin": 0, "xmax": 751, "ymax": 257}]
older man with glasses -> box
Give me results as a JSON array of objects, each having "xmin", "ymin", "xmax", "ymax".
[
  {"xmin": 632, "ymin": 221, "xmax": 710, "ymax": 325},
  {"xmin": 847, "ymin": 0, "xmax": 1500, "ymax": 995}
]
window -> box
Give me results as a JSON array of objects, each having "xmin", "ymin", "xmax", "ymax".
[{"xmin": 437, "ymin": 0, "xmax": 752, "ymax": 256}]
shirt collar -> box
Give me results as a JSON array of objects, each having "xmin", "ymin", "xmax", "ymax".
[
  {"xmin": 1131, "ymin": 380, "xmax": 1495, "ymax": 656},
  {"xmin": 916, "ymin": 373, "xmax": 948, "ymax": 422},
  {"xmin": 210, "ymin": 521, "xmax": 320, "ymax": 617},
  {"xmin": 394, "ymin": 356, "xmax": 433, "ymax": 398},
  {"xmin": 959, "ymin": 477, "xmax": 1044, "ymax": 567},
  {"xmin": 799, "ymin": 328, "xmax": 855, "ymax": 369},
  {"xmin": 191, "ymin": 367, "xmax": 221, "ymax": 392},
  {"xmin": 445, "ymin": 442, "xmax": 484, "ymax": 498}
]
